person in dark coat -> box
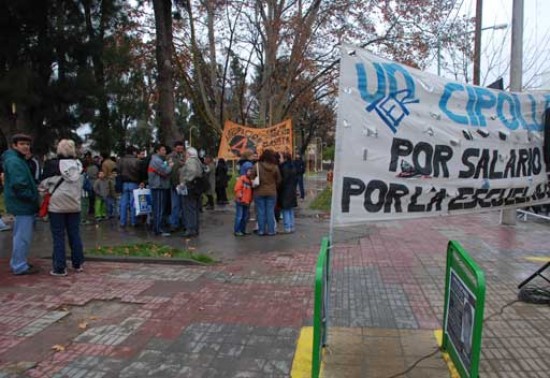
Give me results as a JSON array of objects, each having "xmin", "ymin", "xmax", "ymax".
[
  {"xmin": 215, "ymin": 158, "xmax": 230, "ymax": 205},
  {"xmin": 293, "ymin": 153, "xmax": 305, "ymax": 200},
  {"xmin": 278, "ymin": 152, "xmax": 298, "ymax": 233}
]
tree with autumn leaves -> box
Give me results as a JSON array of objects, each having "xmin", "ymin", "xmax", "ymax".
[{"xmin": 1, "ymin": 0, "xmax": 471, "ymax": 154}]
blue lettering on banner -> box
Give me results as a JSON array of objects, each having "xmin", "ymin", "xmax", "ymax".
[
  {"xmin": 439, "ymin": 83, "xmax": 550, "ymax": 131},
  {"xmin": 356, "ymin": 63, "xmax": 419, "ymax": 134}
]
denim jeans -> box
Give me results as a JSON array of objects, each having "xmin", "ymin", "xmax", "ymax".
[
  {"xmin": 282, "ymin": 209, "xmax": 295, "ymax": 231},
  {"xmin": 254, "ymin": 195, "xmax": 276, "ymax": 235},
  {"xmin": 296, "ymin": 175, "xmax": 305, "ymax": 199},
  {"xmin": 151, "ymin": 188, "xmax": 170, "ymax": 234},
  {"xmin": 234, "ymin": 203, "xmax": 249, "ymax": 233},
  {"xmin": 49, "ymin": 212, "xmax": 84, "ymax": 273},
  {"xmin": 169, "ymin": 188, "xmax": 182, "ymax": 228},
  {"xmin": 120, "ymin": 182, "xmax": 139, "ymax": 226},
  {"xmin": 11, "ymin": 215, "xmax": 35, "ymax": 274},
  {"xmin": 182, "ymin": 194, "xmax": 200, "ymax": 234}
]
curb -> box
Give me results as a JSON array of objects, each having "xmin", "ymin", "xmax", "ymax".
[{"xmin": 40, "ymin": 255, "xmax": 214, "ymax": 266}]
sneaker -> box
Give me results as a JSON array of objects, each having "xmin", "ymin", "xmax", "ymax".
[
  {"xmin": 49, "ymin": 269, "xmax": 68, "ymax": 277},
  {"xmin": 14, "ymin": 264, "xmax": 40, "ymax": 276},
  {"xmin": 161, "ymin": 232, "xmax": 171, "ymax": 237},
  {"xmin": 234, "ymin": 232, "xmax": 245, "ymax": 237},
  {"xmin": 0, "ymin": 225, "xmax": 12, "ymax": 232},
  {"xmin": 74, "ymin": 266, "xmax": 84, "ymax": 273}
]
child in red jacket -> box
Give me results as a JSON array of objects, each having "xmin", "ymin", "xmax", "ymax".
[{"xmin": 233, "ymin": 167, "xmax": 253, "ymax": 236}]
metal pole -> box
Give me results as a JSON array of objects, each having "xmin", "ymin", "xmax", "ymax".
[
  {"xmin": 501, "ymin": 0, "xmax": 523, "ymax": 226},
  {"xmin": 437, "ymin": 36, "xmax": 441, "ymax": 76},
  {"xmin": 473, "ymin": 0, "xmax": 483, "ymax": 85},
  {"xmin": 509, "ymin": 0, "xmax": 523, "ymax": 92}
]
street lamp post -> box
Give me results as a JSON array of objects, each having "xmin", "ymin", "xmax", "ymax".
[
  {"xmin": 189, "ymin": 126, "xmax": 198, "ymax": 147},
  {"xmin": 437, "ymin": 23, "xmax": 507, "ymax": 80},
  {"xmin": 474, "ymin": 23, "xmax": 508, "ymax": 85}
]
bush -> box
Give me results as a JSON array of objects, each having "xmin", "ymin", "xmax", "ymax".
[{"xmin": 310, "ymin": 187, "xmax": 332, "ymax": 212}]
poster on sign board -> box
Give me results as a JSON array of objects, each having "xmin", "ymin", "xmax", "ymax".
[
  {"xmin": 331, "ymin": 45, "xmax": 550, "ymax": 226},
  {"xmin": 217, "ymin": 120, "xmax": 293, "ymax": 161}
]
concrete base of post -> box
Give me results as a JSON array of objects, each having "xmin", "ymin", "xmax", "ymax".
[{"xmin": 500, "ymin": 209, "xmax": 517, "ymax": 225}]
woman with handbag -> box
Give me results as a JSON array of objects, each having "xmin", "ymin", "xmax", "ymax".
[
  {"xmin": 251, "ymin": 149, "xmax": 281, "ymax": 236},
  {"xmin": 40, "ymin": 139, "xmax": 84, "ymax": 276}
]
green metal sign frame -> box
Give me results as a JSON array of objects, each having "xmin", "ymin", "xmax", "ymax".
[
  {"xmin": 312, "ymin": 236, "xmax": 330, "ymax": 378},
  {"xmin": 442, "ymin": 240, "xmax": 486, "ymax": 378}
]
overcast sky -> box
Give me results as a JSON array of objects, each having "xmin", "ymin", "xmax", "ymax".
[{"xmin": 459, "ymin": 0, "xmax": 550, "ymax": 89}]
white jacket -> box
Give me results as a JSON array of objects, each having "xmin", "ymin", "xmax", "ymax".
[{"xmin": 40, "ymin": 159, "xmax": 83, "ymax": 213}]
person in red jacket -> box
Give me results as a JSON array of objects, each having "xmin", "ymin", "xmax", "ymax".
[{"xmin": 233, "ymin": 167, "xmax": 253, "ymax": 236}]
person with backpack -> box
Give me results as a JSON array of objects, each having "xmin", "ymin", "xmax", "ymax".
[
  {"xmin": 178, "ymin": 147, "xmax": 204, "ymax": 237},
  {"xmin": 40, "ymin": 139, "xmax": 85, "ymax": 276}
]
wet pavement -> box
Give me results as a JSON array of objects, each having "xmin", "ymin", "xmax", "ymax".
[{"xmin": 0, "ymin": 174, "xmax": 549, "ymax": 377}]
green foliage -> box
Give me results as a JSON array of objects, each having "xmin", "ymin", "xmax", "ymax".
[
  {"xmin": 310, "ymin": 187, "xmax": 332, "ymax": 212},
  {"xmin": 322, "ymin": 145, "xmax": 335, "ymax": 161},
  {"xmin": 226, "ymin": 172, "xmax": 237, "ymax": 201},
  {"xmin": 86, "ymin": 242, "xmax": 214, "ymax": 264}
]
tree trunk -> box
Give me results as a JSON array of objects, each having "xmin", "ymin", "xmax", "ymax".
[{"xmin": 153, "ymin": 0, "xmax": 179, "ymax": 144}]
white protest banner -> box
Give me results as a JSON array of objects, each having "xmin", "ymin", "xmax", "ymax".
[{"xmin": 332, "ymin": 45, "xmax": 550, "ymax": 226}]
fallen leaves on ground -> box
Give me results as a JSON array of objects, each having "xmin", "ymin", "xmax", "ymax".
[{"xmin": 51, "ymin": 344, "xmax": 65, "ymax": 352}]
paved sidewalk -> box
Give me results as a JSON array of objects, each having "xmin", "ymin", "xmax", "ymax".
[
  {"xmin": 324, "ymin": 212, "xmax": 550, "ymax": 377},
  {"xmin": 0, "ymin": 176, "xmax": 549, "ymax": 377}
]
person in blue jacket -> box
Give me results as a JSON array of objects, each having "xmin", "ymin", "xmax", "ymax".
[
  {"xmin": 147, "ymin": 144, "xmax": 173, "ymax": 236},
  {"xmin": 2, "ymin": 133, "xmax": 40, "ymax": 275}
]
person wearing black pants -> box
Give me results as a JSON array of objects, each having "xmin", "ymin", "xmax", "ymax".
[
  {"xmin": 179, "ymin": 147, "xmax": 203, "ymax": 237},
  {"xmin": 215, "ymin": 158, "xmax": 230, "ymax": 205},
  {"xmin": 293, "ymin": 153, "xmax": 305, "ymax": 200}
]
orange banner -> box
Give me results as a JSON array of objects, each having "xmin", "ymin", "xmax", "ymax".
[{"xmin": 217, "ymin": 119, "xmax": 293, "ymax": 160}]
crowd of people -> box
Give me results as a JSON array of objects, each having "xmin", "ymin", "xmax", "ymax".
[{"xmin": 0, "ymin": 133, "xmax": 308, "ymax": 277}]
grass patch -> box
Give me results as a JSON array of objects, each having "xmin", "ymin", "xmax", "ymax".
[
  {"xmin": 0, "ymin": 193, "xmax": 5, "ymax": 213},
  {"xmin": 87, "ymin": 242, "xmax": 215, "ymax": 264},
  {"xmin": 310, "ymin": 187, "xmax": 332, "ymax": 212}
]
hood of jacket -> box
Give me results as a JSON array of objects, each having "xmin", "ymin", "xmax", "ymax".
[
  {"xmin": 59, "ymin": 158, "xmax": 83, "ymax": 182},
  {"xmin": 2, "ymin": 148, "xmax": 24, "ymax": 162},
  {"xmin": 260, "ymin": 161, "xmax": 278, "ymax": 172}
]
